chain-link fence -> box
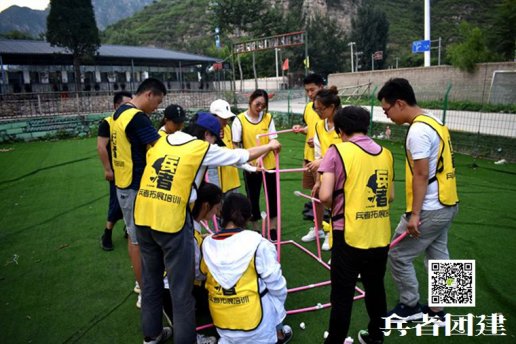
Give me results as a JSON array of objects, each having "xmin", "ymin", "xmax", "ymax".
[
  {"xmin": 1, "ymin": 87, "xmax": 515, "ymax": 163},
  {"xmin": 365, "ymin": 84, "xmax": 516, "ymax": 162}
]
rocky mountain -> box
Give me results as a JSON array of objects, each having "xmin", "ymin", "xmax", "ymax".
[
  {"xmin": 0, "ymin": 6, "xmax": 48, "ymax": 36},
  {"xmin": 0, "ymin": 0, "xmax": 155, "ymax": 36}
]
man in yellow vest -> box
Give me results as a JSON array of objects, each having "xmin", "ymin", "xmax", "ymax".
[
  {"xmin": 318, "ymin": 106, "xmax": 394, "ymax": 344},
  {"xmin": 378, "ymin": 78, "xmax": 459, "ymax": 327},
  {"xmin": 292, "ymin": 74, "xmax": 326, "ymax": 244},
  {"xmin": 97, "ymin": 91, "xmax": 132, "ymax": 251},
  {"xmin": 110, "ymin": 78, "xmax": 166, "ymax": 312},
  {"xmin": 133, "ymin": 113, "xmax": 281, "ymax": 344}
]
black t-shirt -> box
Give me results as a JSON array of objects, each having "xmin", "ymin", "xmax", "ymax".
[
  {"xmin": 113, "ymin": 104, "xmax": 160, "ymax": 189},
  {"xmin": 98, "ymin": 118, "xmax": 112, "ymax": 165}
]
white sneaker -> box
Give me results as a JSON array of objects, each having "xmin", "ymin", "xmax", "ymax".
[
  {"xmin": 134, "ymin": 281, "xmax": 141, "ymax": 294},
  {"xmin": 301, "ymin": 227, "xmax": 325, "ymax": 242},
  {"xmin": 321, "ymin": 233, "xmax": 330, "ymax": 251},
  {"xmin": 143, "ymin": 327, "xmax": 173, "ymax": 344},
  {"xmin": 197, "ymin": 333, "xmax": 217, "ymax": 344},
  {"xmin": 136, "ymin": 294, "xmax": 142, "ymax": 309}
]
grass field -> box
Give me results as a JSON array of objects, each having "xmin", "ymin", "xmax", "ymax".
[{"xmin": 0, "ymin": 134, "xmax": 515, "ymax": 344}]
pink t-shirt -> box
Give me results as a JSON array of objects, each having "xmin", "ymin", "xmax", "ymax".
[{"xmin": 318, "ymin": 135, "xmax": 382, "ymax": 230}]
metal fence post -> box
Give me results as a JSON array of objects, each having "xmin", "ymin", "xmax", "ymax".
[
  {"xmin": 442, "ymin": 82, "xmax": 452, "ymax": 124},
  {"xmin": 369, "ymin": 85, "xmax": 378, "ymax": 134}
]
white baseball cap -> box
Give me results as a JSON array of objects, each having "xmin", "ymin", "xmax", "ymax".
[{"xmin": 210, "ymin": 99, "xmax": 235, "ymax": 119}]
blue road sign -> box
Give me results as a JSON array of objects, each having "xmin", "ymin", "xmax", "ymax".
[{"xmin": 412, "ymin": 40, "xmax": 431, "ymax": 53}]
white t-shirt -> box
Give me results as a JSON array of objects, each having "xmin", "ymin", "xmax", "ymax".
[
  {"xmin": 406, "ymin": 113, "xmax": 443, "ymax": 210},
  {"xmin": 231, "ymin": 111, "xmax": 277, "ymax": 144}
]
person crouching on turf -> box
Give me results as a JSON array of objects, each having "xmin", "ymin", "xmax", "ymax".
[{"xmin": 201, "ymin": 193, "xmax": 293, "ymax": 344}]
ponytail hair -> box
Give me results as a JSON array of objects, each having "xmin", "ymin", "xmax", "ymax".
[
  {"xmin": 221, "ymin": 193, "xmax": 252, "ymax": 228},
  {"xmin": 191, "ymin": 183, "xmax": 223, "ymax": 220},
  {"xmin": 314, "ymin": 86, "xmax": 341, "ymax": 109}
]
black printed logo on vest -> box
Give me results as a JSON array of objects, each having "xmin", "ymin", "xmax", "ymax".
[
  {"xmin": 150, "ymin": 155, "xmax": 180, "ymax": 190},
  {"xmin": 222, "ymin": 286, "xmax": 237, "ymax": 296},
  {"xmin": 366, "ymin": 169, "xmax": 389, "ymax": 207}
]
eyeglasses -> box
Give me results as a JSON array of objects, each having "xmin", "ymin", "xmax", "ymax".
[
  {"xmin": 253, "ymin": 101, "xmax": 266, "ymax": 108},
  {"xmin": 383, "ymin": 104, "xmax": 394, "ymax": 115},
  {"xmin": 313, "ymin": 105, "xmax": 327, "ymax": 114}
]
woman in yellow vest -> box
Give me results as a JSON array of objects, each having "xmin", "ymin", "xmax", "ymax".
[
  {"xmin": 302, "ymin": 87, "xmax": 342, "ymax": 251},
  {"xmin": 201, "ymin": 193, "xmax": 292, "ymax": 344},
  {"xmin": 318, "ymin": 106, "xmax": 394, "ymax": 344},
  {"xmin": 231, "ymin": 89, "xmax": 279, "ymax": 239},
  {"xmin": 208, "ymin": 99, "xmax": 241, "ymax": 194}
]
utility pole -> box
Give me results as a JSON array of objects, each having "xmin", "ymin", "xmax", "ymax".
[
  {"xmin": 348, "ymin": 42, "xmax": 355, "ymax": 72},
  {"xmin": 424, "ymin": 0, "xmax": 431, "ymax": 67},
  {"xmin": 371, "ymin": 54, "xmax": 374, "ymax": 71}
]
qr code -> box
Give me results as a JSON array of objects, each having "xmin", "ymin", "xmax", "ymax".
[{"xmin": 428, "ymin": 260, "xmax": 475, "ymax": 307}]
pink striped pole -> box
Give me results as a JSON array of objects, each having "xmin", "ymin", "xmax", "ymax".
[
  {"xmin": 390, "ymin": 231, "xmax": 409, "ymax": 248},
  {"xmin": 199, "ymin": 220, "xmax": 214, "ymax": 234},
  {"xmin": 256, "ymin": 128, "xmax": 296, "ymax": 138},
  {"xmin": 293, "ymin": 191, "xmax": 323, "ymax": 258},
  {"xmin": 203, "ymin": 170, "xmax": 220, "ymax": 232},
  {"xmin": 264, "ymin": 167, "xmax": 307, "ymax": 173},
  {"xmin": 274, "ymin": 151, "xmax": 282, "ymax": 260}
]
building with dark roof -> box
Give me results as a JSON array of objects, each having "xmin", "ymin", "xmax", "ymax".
[{"xmin": 0, "ymin": 40, "xmax": 219, "ymax": 93}]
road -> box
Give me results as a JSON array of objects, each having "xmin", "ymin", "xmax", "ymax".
[{"xmin": 250, "ymin": 97, "xmax": 516, "ymax": 138}]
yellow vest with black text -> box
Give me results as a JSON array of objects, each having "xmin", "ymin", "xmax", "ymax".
[
  {"xmin": 315, "ymin": 119, "xmax": 341, "ymax": 157},
  {"xmin": 110, "ymin": 108, "xmax": 141, "ymax": 188},
  {"xmin": 238, "ymin": 112, "xmax": 275, "ymax": 169},
  {"xmin": 218, "ymin": 125, "xmax": 241, "ymax": 192},
  {"xmin": 405, "ymin": 115, "xmax": 459, "ymax": 212},
  {"xmin": 303, "ymin": 102, "xmax": 319, "ymax": 161},
  {"xmin": 335, "ymin": 142, "xmax": 393, "ymax": 249},
  {"xmin": 201, "ymin": 253, "xmax": 263, "ymax": 331},
  {"xmin": 134, "ymin": 138, "xmax": 209, "ymax": 233}
]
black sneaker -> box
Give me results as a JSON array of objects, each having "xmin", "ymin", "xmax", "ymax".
[
  {"xmin": 358, "ymin": 330, "xmax": 383, "ymax": 344},
  {"xmin": 386, "ymin": 302, "xmax": 423, "ymax": 321},
  {"xmin": 270, "ymin": 229, "xmax": 278, "ymax": 242},
  {"xmin": 123, "ymin": 226, "xmax": 128, "ymax": 239},
  {"xmin": 276, "ymin": 324, "xmax": 293, "ymax": 344},
  {"xmin": 101, "ymin": 233, "xmax": 114, "ymax": 251},
  {"xmin": 422, "ymin": 304, "xmax": 446, "ymax": 326}
]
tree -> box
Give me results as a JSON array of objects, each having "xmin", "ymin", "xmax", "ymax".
[
  {"xmin": 303, "ymin": 15, "xmax": 348, "ymax": 77},
  {"xmin": 350, "ymin": 5, "xmax": 389, "ymax": 71},
  {"xmin": 447, "ymin": 21, "xmax": 493, "ymax": 73},
  {"xmin": 46, "ymin": 0, "xmax": 100, "ymax": 92},
  {"xmin": 487, "ymin": 0, "xmax": 516, "ymax": 60}
]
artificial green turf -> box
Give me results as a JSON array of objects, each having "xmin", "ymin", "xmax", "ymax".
[{"xmin": 0, "ymin": 135, "xmax": 515, "ymax": 343}]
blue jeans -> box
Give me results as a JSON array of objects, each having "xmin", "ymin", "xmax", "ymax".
[
  {"xmin": 136, "ymin": 213, "xmax": 196, "ymax": 343},
  {"xmin": 389, "ymin": 205, "xmax": 459, "ymax": 307}
]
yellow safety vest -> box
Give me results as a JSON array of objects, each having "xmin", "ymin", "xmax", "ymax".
[
  {"xmin": 237, "ymin": 112, "xmax": 275, "ymax": 169},
  {"xmin": 303, "ymin": 102, "xmax": 319, "ymax": 161},
  {"xmin": 405, "ymin": 115, "xmax": 459, "ymax": 212},
  {"xmin": 218, "ymin": 125, "xmax": 241, "ymax": 192},
  {"xmin": 315, "ymin": 119, "xmax": 341, "ymax": 157},
  {"xmin": 134, "ymin": 138, "xmax": 210, "ymax": 233},
  {"xmin": 158, "ymin": 129, "xmax": 167, "ymax": 137},
  {"xmin": 201, "ymin": 247, "xmax": 264, "ymax": 331},
  {"xmin": 110, "ymin": 108, "xmax": 141, "ymax": 188},
  {"xmin": 334, "ymin": 142, "xmax": 393, "ymax": 249}
]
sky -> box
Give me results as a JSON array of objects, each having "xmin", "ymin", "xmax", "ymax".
[{"xmin": 0, "ymin": 0, "xmax": 49, "ymax": 12}]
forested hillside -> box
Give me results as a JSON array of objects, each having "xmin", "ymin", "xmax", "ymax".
[{"xmin": 102, "ymin": 0, "xmax": 503, "ymax": 75}]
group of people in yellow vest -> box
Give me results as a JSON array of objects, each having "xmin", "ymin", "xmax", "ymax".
[{"xmin": 99, "ymin": 75, "xmax": 458, "ymax": 344}]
